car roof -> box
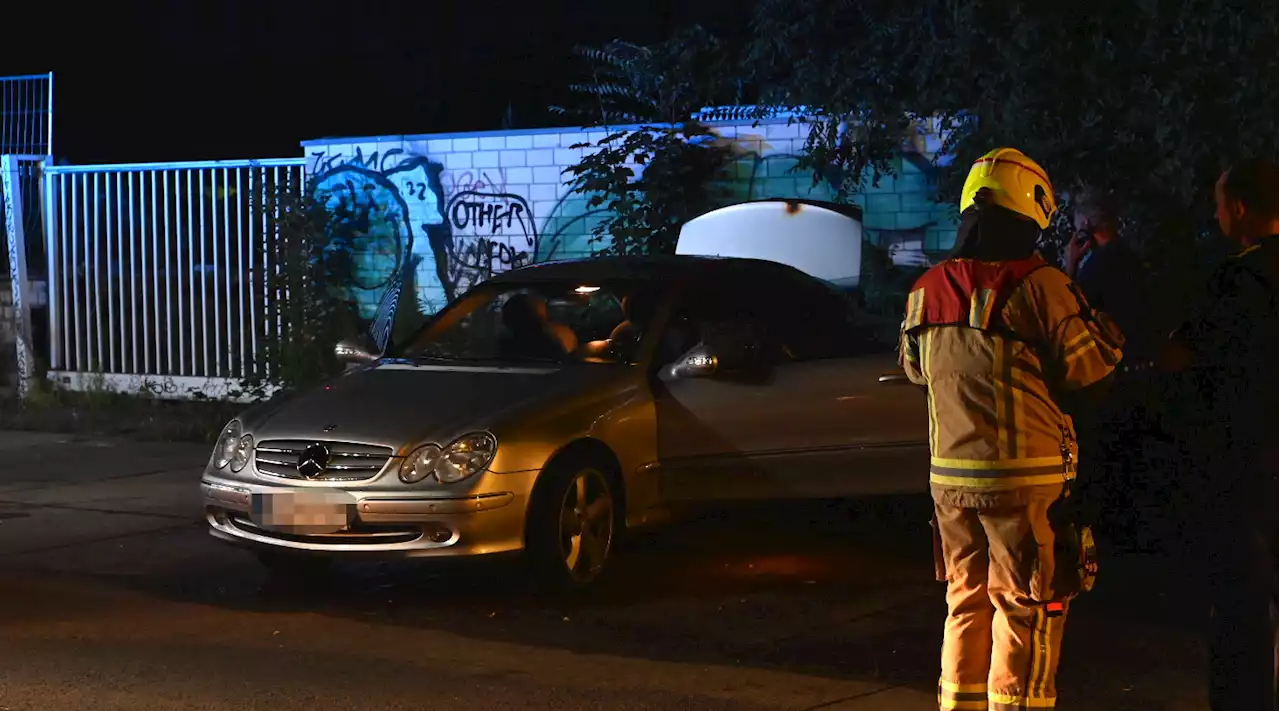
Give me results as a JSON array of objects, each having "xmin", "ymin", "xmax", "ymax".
[{"xmin": 487, "ymin": 254, "xmax": 806, "ymax": 284}]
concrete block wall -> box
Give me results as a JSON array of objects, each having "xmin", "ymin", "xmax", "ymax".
[{"xmin": 301, "ymin": 119, "xmax": 956, "ymax": 319}]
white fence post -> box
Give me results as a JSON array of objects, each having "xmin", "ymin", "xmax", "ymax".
[{"xmin": 1, "ymin": 155, "xmax": 35, "ymax": 399}]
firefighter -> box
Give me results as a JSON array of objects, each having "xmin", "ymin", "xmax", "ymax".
[
  {"xmin": 899, "ymin": 147, "xmax": 1125, "ymax": 711},
  {"xmin": 1164, "ymin": 157, "xmax": 1278, "ymax": 711}
]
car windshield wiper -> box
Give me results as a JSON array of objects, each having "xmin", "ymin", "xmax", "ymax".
[
  {"xmin": 407, "ymin": 350, "xmax": 462, "ymax": 361},
  {"xmin": 409, "ymin": 352, "xmax": 563, "ymax": 364},
  {"xmin": 467, "ymin": 354, "xmax": 564, "ymax": 364}
]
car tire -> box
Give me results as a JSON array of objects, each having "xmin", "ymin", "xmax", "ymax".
[
  {"xmin": 525, "ymin": 454, "xmax": 620, "ymax": 593},
  {"xmin": 255, "ymin": 550, "xmax": 333, "ymax": 580}
]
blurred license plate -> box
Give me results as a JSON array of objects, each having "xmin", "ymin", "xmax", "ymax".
[{"xmin": 250, "ymin": 490, "xmax": 356, "ymax": 533}]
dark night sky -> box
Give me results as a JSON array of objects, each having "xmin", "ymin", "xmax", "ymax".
[{"xmin": 1, "ymin": 0, "xmax": 745, "ymax": 165}]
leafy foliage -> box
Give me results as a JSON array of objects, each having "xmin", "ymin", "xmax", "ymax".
[
  {"xmin": 553, "ymin": 26, "xmax": 738, "ymax": 256},
  {"xmin": 550, "ymin": 25, "xmax": 738, "ymax": 126},
  {"xmin": 234, "ymin": 178, "xmax": 363, "ymax": 401},
  {"xmin": 743, "ymin": 0, "xmax": 1279, "ymax": 272},
  {"xmin": 562, "ymin": 126, "xmax": 734, "ymax": 256},
  {"xmin": 741, "ymin": 0, "xmax": 949, "ymax": 200}
]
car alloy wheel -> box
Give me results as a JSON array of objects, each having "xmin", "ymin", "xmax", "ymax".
[
  {"xmin": 556, "ymin": 467, "xmax": 615, "ymax": 585},
  {"xmin": 526, "ymin": 454, "xmax": 620, "ymax": 592}
]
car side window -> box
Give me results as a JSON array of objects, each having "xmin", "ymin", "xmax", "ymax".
[
  {"xmin": 661, "ymin": 270, "xmax": 881, "ymax": 366},
  {"xmin": 657, "ymin": 268, "xmax": 885, "ymax": 366},
  {"xmin": 755, "ymin": 273, "xmax": 871, "ymax": 362},
  {"xmin": 656, "ymin": 274, "xmax": 777, "ymax": 365}
]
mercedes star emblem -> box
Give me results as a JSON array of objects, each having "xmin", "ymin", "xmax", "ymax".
[{"xmin": 296, "ymin": 443, "xmax": 331, "ymax": 478}]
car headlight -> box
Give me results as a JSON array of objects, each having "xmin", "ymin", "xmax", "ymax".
[
  {"xmin": 213, "ymin": 420, "xmax": 242, "ymax": 469},
  {"xmin": 398, "ymin": 433, "xmax": 497, "ymax": 485},
  {"xmin": 399, "ymin": 444, "xmax": 442, "ymax": 484},
  {"xmin": 435, "ymin": 432, "xmax": 498, "ymax": 484},
  {"xmin": 230, "ymin": 434, "xmax": 254, "ymax": 472}
]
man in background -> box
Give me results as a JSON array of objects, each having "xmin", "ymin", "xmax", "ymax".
[{"xmin": 1166, "ymin": 157, "xmax": 1278, "ymax": 711}]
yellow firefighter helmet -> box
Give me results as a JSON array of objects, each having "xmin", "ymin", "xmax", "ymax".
[{"xmin": 960, "ymin": 148, "xmax": 1058, "ymax": 230}]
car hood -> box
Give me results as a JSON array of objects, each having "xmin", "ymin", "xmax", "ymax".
[{"xmin": 243, "ymin": 358, "xmax": 630, "ymax": 450}]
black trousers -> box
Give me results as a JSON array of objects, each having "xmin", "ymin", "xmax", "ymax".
[{"xmin": 1204, "ymin": 459, "xmax": 1278, "ymax": 711}]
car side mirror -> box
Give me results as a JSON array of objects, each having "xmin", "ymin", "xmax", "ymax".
[
  {"xmin": 334, "ymin": 336, "xmax": 380, "ymax": 367},
  {"xmin": 663, "ymin": 322, "xmax": 766, "ymax": 381},
  {"xmin": 665, "ymin": 346, "xmax": 720, "ymax": 380},
  {"xmin": 701, "ymin": 320, "xmax": 766, "ymax": 373}
]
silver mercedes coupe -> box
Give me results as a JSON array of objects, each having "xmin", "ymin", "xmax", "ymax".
[{"xmin": 200, "ymin": 255, "xmax": 928, "ymax": 589}]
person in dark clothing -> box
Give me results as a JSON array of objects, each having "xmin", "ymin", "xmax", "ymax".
[
  {"xmin": 1166, "ymin": 157, "xmax": 1278, "ymax": 711},
  {"xmin": 1065, "ymin": 188, "xmax": 1160, "ymax": 363},
  {"xmin": 1064, "ymin": 187, "xmax": 1167, "ymax": 547}
]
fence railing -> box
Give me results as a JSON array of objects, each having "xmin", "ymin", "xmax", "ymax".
[
  {"xmin": 41, "ymin": 158, "xmax": 306, "ymax": 398},
  {"xmin": 1, "ymin": 155, "xmax": 49, "ymax": 279},
  {"xmin": 1, "ymin": 73, "xmax": 53, "ymax": 157},
  {"xmin": 2, "ymin": 155, "xmax": 48, "ymax": 399}
]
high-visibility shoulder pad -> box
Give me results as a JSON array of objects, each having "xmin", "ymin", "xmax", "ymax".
[{"xmin": 904, "ymin": 256, "xmax": 1049, "ymax": 332}]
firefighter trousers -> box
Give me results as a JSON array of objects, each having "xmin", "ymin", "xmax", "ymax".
[{"xmin": 933, "ymin": 485, "xmax": 1068, "ymax": 710}]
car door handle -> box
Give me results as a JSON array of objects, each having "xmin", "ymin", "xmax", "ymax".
[{"xmin": 878, "ymin": 372, "xmax": 911, "ymax": 384}]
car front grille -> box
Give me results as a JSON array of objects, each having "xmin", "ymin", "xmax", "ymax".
[{"xmin": 253, "ymin": 440, "xmax": 394, "ymax": 482}]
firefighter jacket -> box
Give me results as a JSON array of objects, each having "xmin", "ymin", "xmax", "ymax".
[{"xmin": 898, "ymin": 256, "xmax": 1125, "ymax": 493}]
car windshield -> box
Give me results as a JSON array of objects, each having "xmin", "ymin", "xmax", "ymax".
[{"xmin": 398, "ymin": 280, "xmax": 660, "ymax": 365}]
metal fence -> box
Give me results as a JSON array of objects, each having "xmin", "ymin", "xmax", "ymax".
[
  {"xmin": 0, "ymin": 156, "xmax": 48, "ymax": 279},
  {"xmin": 0, "ymin": 73, "xmax": 53, "ymax": 157},
  {"xmin": 41, "ymin": 158, "xmax": 306, "ymax": 398},
  {"xmin": 2, "ymin": 155, "xmax": 49, "ymax": 400}
]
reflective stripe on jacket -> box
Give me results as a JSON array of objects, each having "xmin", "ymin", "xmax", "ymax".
[{"xmin": 899, "ymin": 256, "xmax": 1125, "ymax": 491}]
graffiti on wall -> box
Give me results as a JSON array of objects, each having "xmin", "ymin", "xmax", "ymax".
[
  {"xmin": 311, "ymin": 147, "xmax": 448, "ymax": 319},
  {"xmin": 534, "ymin": 192, "xmax": 609, "ymax": 264},
  {"xmin": 308, "ymin": 130, "xmax": 953, "ymax": 330},
  {"xmin": 443, "ymin": 170, "xmax": 536, "ymax": 296},
  {"xmin": 309, "ymin": 148, "xmax": 538, "ymax": 320}
]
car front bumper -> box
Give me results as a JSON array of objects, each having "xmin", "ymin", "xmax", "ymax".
[{"xmin": 201, "ymin": 474, "xmax": 536, "ymax": 558}]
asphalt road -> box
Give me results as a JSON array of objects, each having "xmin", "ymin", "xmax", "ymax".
[{"xmin": 0, "ymin": 432, "xmax": 1211, "ymax": 710}]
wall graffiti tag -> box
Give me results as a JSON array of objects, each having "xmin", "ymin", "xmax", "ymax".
[
  {"xmin": 310, "ymin": 147, "xmax": 451, "ymax": 319},
  {"xmin": 443, "ymin": 190, "xmax": 536, "ymax": 296},
  {"xmin": 446, "ymin": 169, "xmax": 509, "ymax": 195},
  {"xmin": 310, "ymin": 148, "xmax": 541, "ymax": 320}
]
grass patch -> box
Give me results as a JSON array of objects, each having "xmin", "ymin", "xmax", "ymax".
[{"xmin": 0, "ymin": 382, "xmax": 244, "ymax": 444}]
